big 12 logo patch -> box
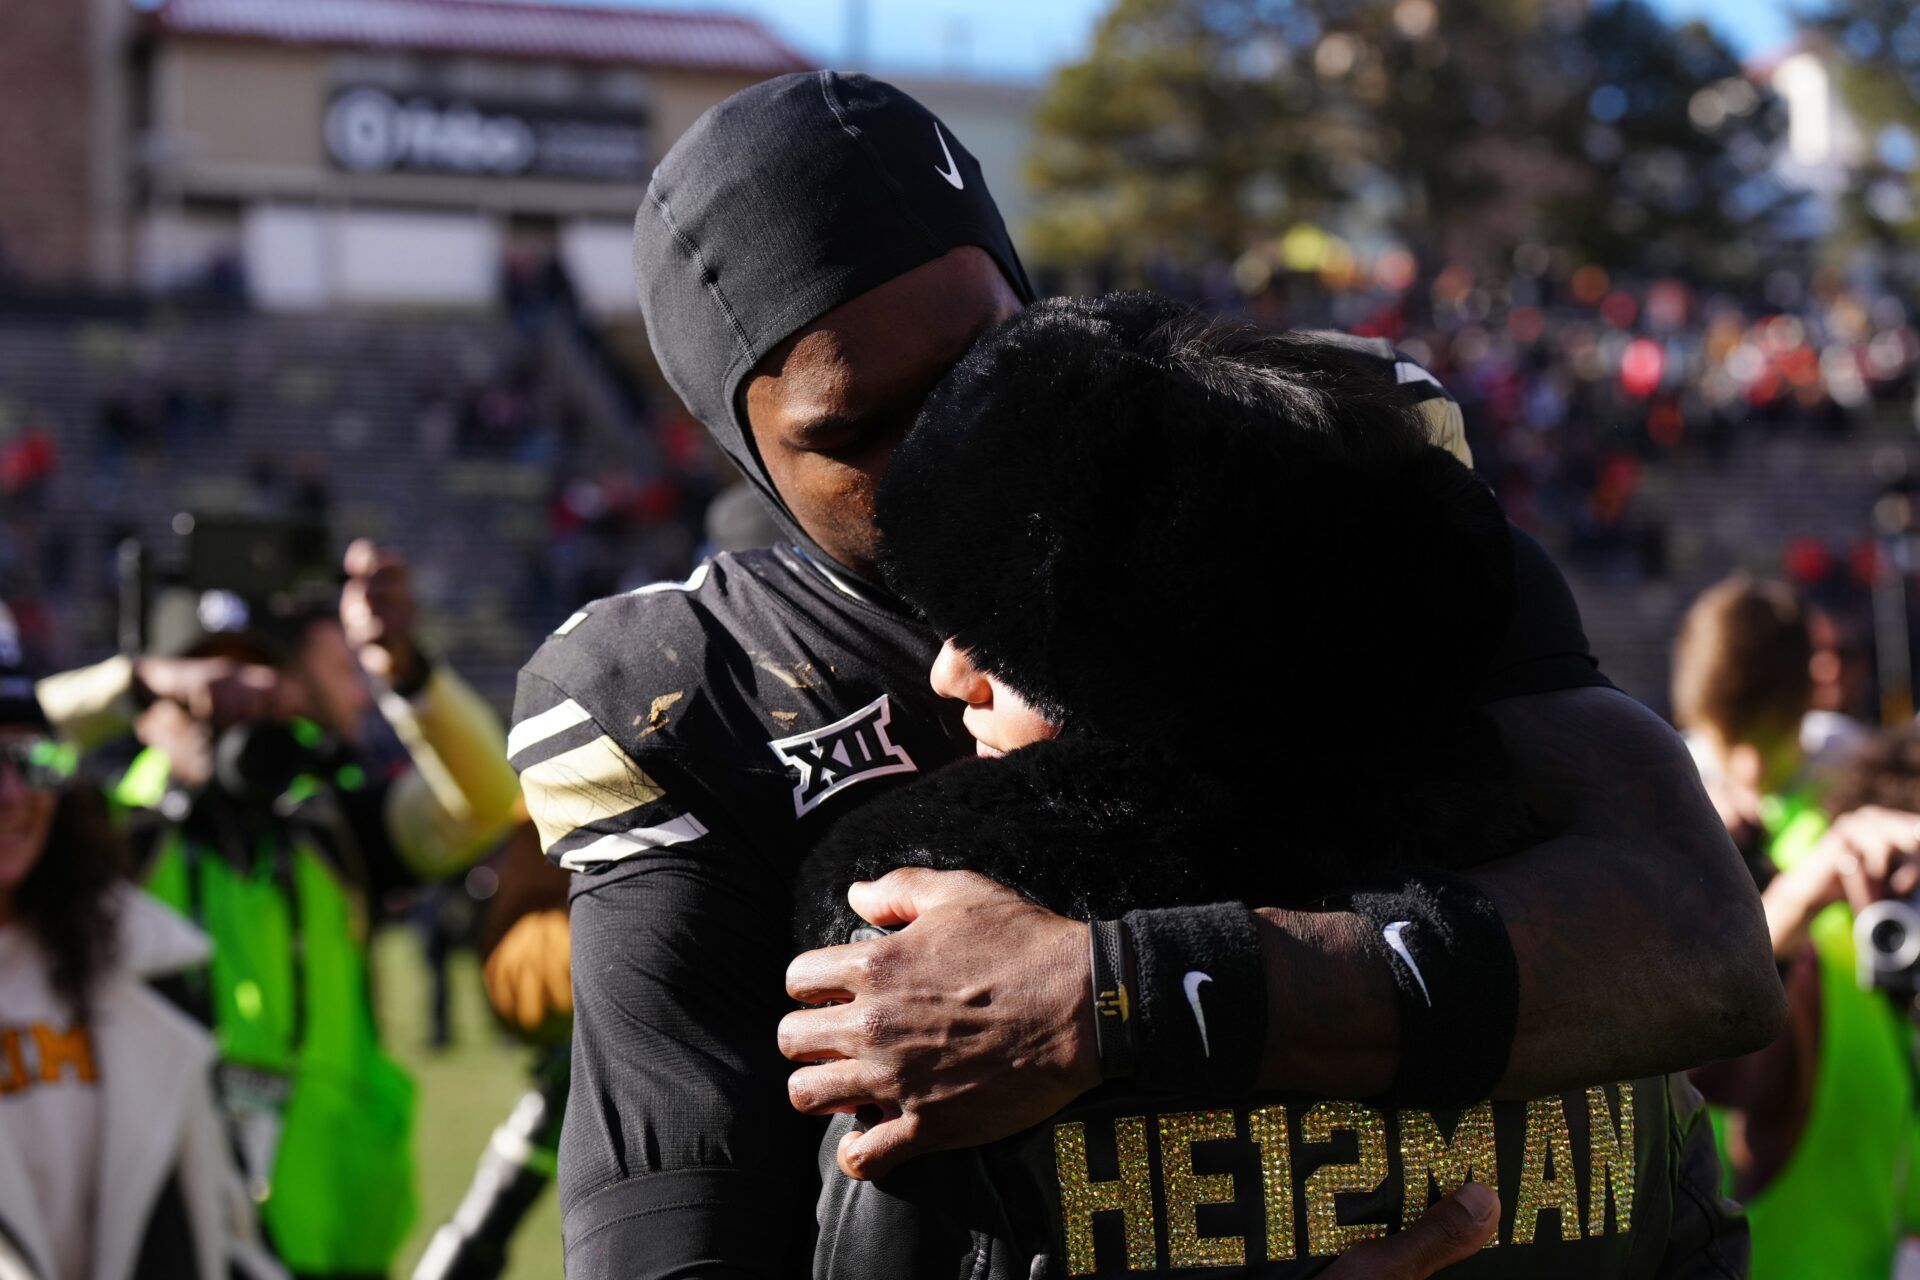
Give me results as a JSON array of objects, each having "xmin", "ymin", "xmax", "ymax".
[{"xmin": 768, "ymin": 695, "xmax": 918, "ymax": 817}]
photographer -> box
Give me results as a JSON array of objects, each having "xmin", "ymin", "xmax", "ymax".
[
  {"xmin": 1678, "ymin": 576, "xmax": 1920, "ymax": 1280},
  {"xmin": 32, "ymin": 537, "xmax": 520, "ymax": 1280}
]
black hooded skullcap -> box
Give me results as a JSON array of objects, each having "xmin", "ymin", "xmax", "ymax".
[
  {"xmin": 634, "ymin": 71, "xmax": 1034, "ymax": 575},
  {"xmin": 874, "ymin": 294, "xmax": 1516, "ymax": 759}
]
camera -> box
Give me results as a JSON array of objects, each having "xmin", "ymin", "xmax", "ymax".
[
  {"xmin": 1855, "ymin": 898, "xmax": 1920, "ymax": 999},
  {"xmin": 212, "ymin": 719, "xmax": 331, "ymax": 807}
]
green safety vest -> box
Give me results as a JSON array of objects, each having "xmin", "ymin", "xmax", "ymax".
[
  {"xmin": 1712, "ymin": 792, "xmax": 1916, "ymax": 1280},
  {"xmin": 119, "ymin": 748, "xmax": 417, "ymax": 1276}
]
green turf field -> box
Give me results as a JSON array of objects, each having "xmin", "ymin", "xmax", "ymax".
[{"xmin": 373, "ymin": 927, "xmax": 565, "ymax": 1280}]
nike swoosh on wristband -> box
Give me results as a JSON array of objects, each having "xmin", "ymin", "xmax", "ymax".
[
  {"xmin": 1383, "ymin": 921, "xmax": 1433, "ymax": 1007},
  {"xmin": 1183, "ymin": 971, "xmax": 1213, "ymax": 1058},
  {"xmin": 932, "ymin": 123, "xmax": 964, "ymax": 190}
]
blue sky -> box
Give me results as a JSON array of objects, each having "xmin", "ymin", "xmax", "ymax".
[{"xmin": 613, "ymin": 0, "xmax": 1799, "ymax": 80}]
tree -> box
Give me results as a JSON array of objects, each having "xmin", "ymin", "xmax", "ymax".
[
  {"xmin": 1027, "ymin": 0, "xmax": 1789, "ymax": 280},
  {"xmin": 1803, "ymin": 0, "xmax": 1920, "ymax": 248}
]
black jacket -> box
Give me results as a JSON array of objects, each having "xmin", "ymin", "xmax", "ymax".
[{"xmin": 798, "ymin": 737, "xmax": 1747, "ymax": 1280}]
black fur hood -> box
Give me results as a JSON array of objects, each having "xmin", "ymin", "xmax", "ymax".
[
  {"xmin": 872, "ymin": 295, "xmax": 1516, "ymax": 763},
  {"xmin": 796, "ymin": 721, "xmax": 1534, "ymax": 951}
]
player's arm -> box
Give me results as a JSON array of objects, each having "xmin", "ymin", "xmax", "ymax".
[
  {"xmin": 513, "ymin": 670, "xmax": 817, "ymax": 1279},
  {"xmin": 1256, "ymin": 684, "xmax": 1784, "ymax": 1098}
]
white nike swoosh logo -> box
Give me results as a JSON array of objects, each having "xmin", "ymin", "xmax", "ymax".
[
  {"xmin": 1183, "ymin": 971, "xmax": 1212, "ymax": 1058},
  {"xmin": 932, "ymin": 123, "xmax": 964, "ymax": 190},
  {"xmin": 1383, "ymin": 921, "xmax": 1433, "ymax": 1007}
]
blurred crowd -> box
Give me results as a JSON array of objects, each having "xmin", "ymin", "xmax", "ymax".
[
  {"xmin": 0, "ymin": 253, "xmax": 724, "ymax": 692},
  {"xmin": 1356, "ymin": 269, "xmax": 1920, "ymax": 580}
]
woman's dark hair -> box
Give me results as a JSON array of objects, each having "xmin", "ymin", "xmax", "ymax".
[
  {"xmin": 875, "ymin": 292, "xmax": 1516, "ymax": 763},
  {"xmin": 15, "ymin": 784, "xmax": 123, "ymax": 1017}
]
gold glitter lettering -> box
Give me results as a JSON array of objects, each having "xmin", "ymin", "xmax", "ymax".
[
  {"xmin": 1248, "ymin": 1104, "xmax": 1296, "ymax": 1261},
  {"xmin": 1301, "ymin": 1102, "xmax": 1389, "ymax": 1256},
  {"xmin": 1053, "ymin": 1117, "xmax": 1158, "ymax": 1275},
  {"xmin": 1513, "ymin": 1097, "xmax": 1582, "ymax": 1244},
  {"xmin": 1586, "ymin": 1083, "xmax": 1636, "ymax": 1236},
  {"xmin": 1159, "ymin": 1110, "xmax": 1246, "ymax": 1268},
  {"xmin": 33, "ymin": 1023, "xmax": 96, "ymax": 1084},
  {"xmin": 1399, "ymin": 1105, "xmax": 1499, "ymax": 1246}
]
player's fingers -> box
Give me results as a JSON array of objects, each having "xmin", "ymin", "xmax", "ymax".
[
  {"xmin": 1322, "ymin": 1182, "xmax": 1499, "ymax": 1278},
  {"xmin": 846, "ymin": 867, "xmax": 1003, "ymax": 927},
  {"xmin": 775, "ymin": 1002, "xmax": 862, "ymax": 1063},
  {"xmin": 836, "ymin": 1111, "xmax": 926, "ymax": 1182},
  {"xmin": 846, "ymin": 867, "xmax": 948, "ymax": 927},
  {"xmin": 785, "ymin": 941, "xmax": 874, "ymax": 1003},
  {"xmin": 787, "ymin": 1060, "xmax": 890, "ymax": 1116}
]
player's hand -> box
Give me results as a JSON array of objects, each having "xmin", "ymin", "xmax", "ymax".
[
  {"xmin": 340, "ymin": 538, "xmax": 421, "ymax": 686},
  {"xmin": 135, "ymin": 655, "xmax": 301, "ymax": 729},
  {"xmin": 1321, "ymin": 1183, "xmax": 1500, "ymax": 1277},
  {"xmin": 780, "ymin": 868, "xmax": 1096, "ymax": 1181},
  {"xmin": 483, "ymin": 909, "xmax": 573, "ymax": 1045},
  {"xmin": 1765, "ymin": 805, "xmax": 1920, "ymax": 955}
]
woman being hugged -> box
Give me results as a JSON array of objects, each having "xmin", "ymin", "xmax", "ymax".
[
  {"xmin": 797, "ymin": 295, "xmax": 1741, "ymax": 1279},
  {"xmin": 0, "ymin": 632, "xmax": 278, "ymax": 1280}
]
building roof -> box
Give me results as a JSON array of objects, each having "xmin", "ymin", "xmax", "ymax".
[{"xmin": 147, "ymin": 0, "xmax": 812, "ymax": 75}]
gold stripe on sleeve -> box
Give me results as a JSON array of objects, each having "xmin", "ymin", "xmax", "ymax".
[{"xmin": 519, "ymin": 734, "xmax": 666, "ymax": 852}]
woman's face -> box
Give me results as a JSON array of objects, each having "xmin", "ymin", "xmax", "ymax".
[
  {"xmin": 930, "ymin": 639, "xmax": 1060, "ymax": 758},
  {"xmin": 0, "ymin": 730, "xmax": 58, "ymax": 897}
]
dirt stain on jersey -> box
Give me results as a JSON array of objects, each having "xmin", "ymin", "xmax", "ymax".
[
  {"xmin": 636, "ymin": 691, "xmax": 685, "ymax": 737},
  {"xmin": 752, "ymin": 653, "xmax": 816, "ymax": 691}
]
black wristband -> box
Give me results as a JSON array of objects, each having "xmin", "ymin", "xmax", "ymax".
[
  {"xmin": 1346, "ymin": 871, "xmax": 1518, "ymax": 1108},
  {"xmin": 1122, "ymin": 903, "xmax": 1266, "ymax": 1094},
  {"xmin": 1088, "ymin": 920, "xmax": 1136, "ymax": 1080}
]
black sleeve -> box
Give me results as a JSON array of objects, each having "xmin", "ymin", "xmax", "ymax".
[
  {"xmin": 561, "ymin": 842, "xmax": 821, "ymax": 1279},
  {"xmin": 1472, "ymin": 524, "xmax": 1614, "ymax": 704}
]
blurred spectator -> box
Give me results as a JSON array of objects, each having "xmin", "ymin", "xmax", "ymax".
[
  {"xmin": 1678, "ymin": 576, "xmax": 1920, "ymax": 1280},
  {"xmin": 1802, "ymin": 607, "xmax": 1875, "ymax": 775},
  {"xmin": 0, "ymin": 412, "xmax": 57, "ymax": 504},
  {"xmin": 30, "ymin": 539, "xmax": 520, "ymax": 1279},
  {"xmin": 0, "ymin": 618, "xmax": 282, "ymax": 1280}
]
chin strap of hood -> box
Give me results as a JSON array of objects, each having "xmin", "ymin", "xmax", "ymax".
[{"xmin": 633, "ymin": 71, "xmax": 1035, "ymax": 591}]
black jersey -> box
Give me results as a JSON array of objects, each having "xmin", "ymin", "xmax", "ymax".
[{"xmin": 511, "ymin": 546, "xmax": 972, "ymax": 1276}]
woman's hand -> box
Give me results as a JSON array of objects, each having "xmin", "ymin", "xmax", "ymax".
[{"xmin": 1322, "ymin": 1183, "xmax": 1500, "ymax": 1278}]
